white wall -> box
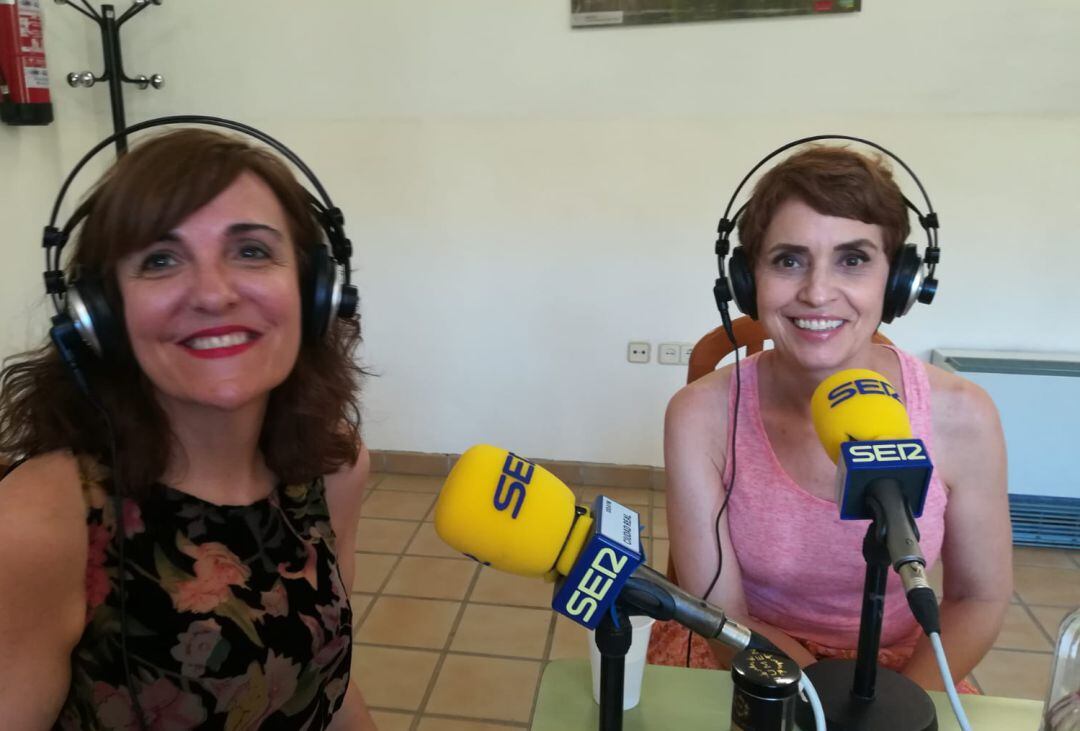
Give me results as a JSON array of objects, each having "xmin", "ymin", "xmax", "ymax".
[{"xmin": 2, "ymin": 1, "xmax": 1078, "ymax": 466}]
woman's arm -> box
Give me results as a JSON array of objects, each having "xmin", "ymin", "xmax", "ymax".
[
  {"xmin": 901, "ymin": 374, "xmax": 1012, "ymax": 690},
  {"xmin": 665, "ymin": 375, "xmax": 816, "ymax": 667},
  {"xmin": 0, "ymin": 452, "xmax": 88, "ymax": 729},
  {"xmin": 324, "ymin": 444, "xmax": 379, "ymax": 730},
  {"xmin": 328, "ymin": 686, "xmax": 377, "ymax": 731}
]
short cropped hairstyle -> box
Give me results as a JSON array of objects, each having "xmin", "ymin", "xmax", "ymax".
[
  {"xmin": 736, "ymin": 146, "xmax": 911, "ymax": 268},
  {"xmin": 0, "ymin": 129, "xmax": 365, "ymax": 496}
]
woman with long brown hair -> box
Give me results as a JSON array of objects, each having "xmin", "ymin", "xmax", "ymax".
[{"xmin": 0, "ymin": 127, "xmax": 377, "ymax": 729}]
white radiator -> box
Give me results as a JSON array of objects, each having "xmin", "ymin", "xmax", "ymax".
[{"xmin": 931, "ymin": 349, "xmax": 1079, "ymax": 547}]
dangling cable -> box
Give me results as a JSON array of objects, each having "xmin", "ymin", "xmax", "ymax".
[
  {"xmin": 56, "ymin": 341, "xmax": 149, "ymax": 730},
  {"xmin": 929, "ymin": 632, "xmax": 973, "ymax": 731},
  {"xmin": 686, "ymin": 302, "xmax": 741, "ymax": 668},
  {"xmin": 102, "ymin": 410, "xmax": 149, "ymax": 731},
  {"xmin": 799, "ymin": 671, "xmax": 828, "ymax": 731}
]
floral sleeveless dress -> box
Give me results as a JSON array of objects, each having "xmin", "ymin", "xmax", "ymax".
[{"xmin": 56, "ymin": 457, "xmax": 353, "ymax": 730}]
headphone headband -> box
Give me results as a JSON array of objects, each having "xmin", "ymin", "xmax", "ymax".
[
  {"xmin": 48, "ymin": 115, "xmax": 335, "ymax": 226},
  {"xmin": 718, "ymin": 134, "xmax": 937, "ymax": 227},
  {"xmin": 46, "ymin": 116, "xmax": 353, "ymax": 286},
  {"xmin": 713, "ymin": 134, "xmax": 941, "ymax": 328}
]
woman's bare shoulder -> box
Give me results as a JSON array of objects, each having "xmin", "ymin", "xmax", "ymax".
[
  {"xmin": 924, "ymin": 362, "xmax": 997, "ymax": 425},
  {"xmin": 0, "ymin": 451, "xmax": 87, "ymax": 623},
  {"xmin": 670, "ymin": 363, "xmax": 735, "ymax": 413},
  {"xmin": 0, "ymin": 451, "xmax": 88, "ymax": 721},
  {"xmin": 665, "ymin": 363, "xmax": 739, "ymax": 487},
  {"xmin": 1, "ymin": 451, "xmax": 86, "ymax": 521},
  {"xmin": 0, "ymin": 451, "xmax": 88, "ymax": 566},
  {"xmin": 924, "ymin": 363, "xmax": 1002, "ymax": 443},
  {"xmin": 322, "ymin": 442, "xmax": 370, "ymax": 522},
  {"xmin": 668, "ymin": 363, "xmax": 735, "ymax": 435}
]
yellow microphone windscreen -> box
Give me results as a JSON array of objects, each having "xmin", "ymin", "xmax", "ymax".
[
  {"xmin": 434, "ymin": 445, "xmax": 578, "ymax": 578},
  {"xmin": 811, "ymin": 369, "xmax": 912, "ymax": 463}
]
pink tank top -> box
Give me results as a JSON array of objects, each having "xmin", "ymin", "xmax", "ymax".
[{"xmin": 726, "ymin": 346, "xmax": 947, "ymax": 650}]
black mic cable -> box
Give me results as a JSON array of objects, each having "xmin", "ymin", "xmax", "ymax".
[
  {"xmin": 685, "ymin": 296, "xmax": 742, "ymax": 668},
  {"xmin": 51, "ymin": 323, "xmax": 149, "ymax": 731}
]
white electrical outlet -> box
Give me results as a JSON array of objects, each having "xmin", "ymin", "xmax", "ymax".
[
  {"xmin": 679, "ymin": 342, "xmax": 694, "ymax": 365},
  {"xmin": 658, "ymin": 343, "xmax": 680, "ymax": 365},
  {"xmin": 627, "ymin": 341, "xmax": 650, "ymax": 364}
]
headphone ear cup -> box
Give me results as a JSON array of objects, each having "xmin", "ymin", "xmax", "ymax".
[
  {"xmin": 68, "ymin": 276, "xmax": 124, "ymax": 360},
  {"xmin": 728, "ymin": 246, "xmax": 758, "ymax": 320},
  {"xmin": 882, "ymin": 244, "xmax": 922, "ymax": 324},
  {"xmin": 304, "ymin": 245, "xmax": 337, "ymax": 340}
]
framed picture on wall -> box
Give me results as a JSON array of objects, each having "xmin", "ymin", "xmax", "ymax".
[{"xmin": 571, "ymin": 0, "xmax": 860, "ymax": 28}]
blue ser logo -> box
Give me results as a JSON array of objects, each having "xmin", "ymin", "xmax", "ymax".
[
  {"xmin": 828, "ymin": 378, "xmax": 901, "ymax": 408},
  {"xmin": 492, "ymin": 452, "xmax": 533, "ymax": 519}
]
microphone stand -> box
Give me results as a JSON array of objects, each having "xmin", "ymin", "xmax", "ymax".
[
  {"xmin": 800, "ymin": 485, "xmax": 938, "ymax": 730},
  {"xmin": 593, "ymin": 601, "xmax": 634, "ymax": 731}
]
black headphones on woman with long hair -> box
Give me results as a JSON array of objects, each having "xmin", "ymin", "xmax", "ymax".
[{"xmin": 42, "ymin": 115, "xmax": 359, "ymax": 391}]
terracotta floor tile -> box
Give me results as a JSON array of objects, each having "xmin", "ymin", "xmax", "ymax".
[
  {"xmin": 417, "ymin": 718, "xmax": 521, "ymax": 730},
  {"xmin": 351, "ymin": 645, "xmax": 440, "ymax": 710},
  {"xmin": 384, "ymin": 556, "xmax": 478, "ymax": 601},
  {"xmin": 972, "ymin": 648, "xmax": 1053, "ymax": 701},
  {"xmin": 376, "ymin": 474, "xmax": 445, "ymax": 493},
  {"xmin": 994, "ymin": 604, "xmax": 1053, "ymax": 651},
  {"xmin": 362, "ymin": 490, "xmax": 437, "ymax": 520},
  {"xmin": 1014, "ymin": 564, "xmax": 1080, "ymax": 607},
  {"xmin": 350, "ymin": 593, "xmax": 375, "ymax": 630},
  {"xmin": 1013, "ymin": 546, "xmax": 1080, "ymax": 569},
  {"xmin": 355, "ymin": 517, "xmax": 419, "ymax": 554},
  {"xmin": 425, "ymin": 654, "xmax": 541, "ymax": 723},
  {"xmin": 357, "ymin": 596, "xmax": 461, "ymax": 649},
  {"xmin": 550, "ymin": 615, "xmax": 590, "ymax": 660},
  {"xmin": 407, "ymin": 521, "xmax": 468, "ymax": 559},
  {"xmin": 648, "ymin": 539, "xmax": 669, "ymax": 572},
  {"xmin": 1029, "ymin": 605, "xmax": 1077, "ymax": 645},
  {"xmin": 651, "ymin": 508, "xmax": 668, "ymax": 539},
  {"xmin": 353, "ymin": 553, "xmax": 398, "ymax": 593},
  {"xmin": 470, "ymin": 566, "xmax": 555, "ymax": 609},
  {"xmin": 369, "ymin": 710, "xmax": 414, "ymax": 731},
  {"xmin": 451, "ymin": 604, "xmax": 552, "ymax": 659}
]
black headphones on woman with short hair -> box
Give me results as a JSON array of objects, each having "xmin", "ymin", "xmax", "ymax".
[
  {"xmin": 689, "ymin": 135, "xmax": 943, "ymax": 669},
  {"xmin": 711, "ymin": 134, "xmax": 941, "ymax": 331}
]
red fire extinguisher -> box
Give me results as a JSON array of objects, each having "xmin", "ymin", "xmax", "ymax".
[{"xmin": 0, "ymin": 0, "xmax": 53, "ymax": 125}]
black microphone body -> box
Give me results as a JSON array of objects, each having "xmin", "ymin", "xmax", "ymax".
[
  {"xmin": 836, "ymin": 440, "xmax": 940, "ymax": 634},
  {"xmin": 620, "ymin": 564, "xmax": 780, "ymax": 654}
]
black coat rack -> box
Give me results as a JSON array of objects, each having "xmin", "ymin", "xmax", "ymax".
[{"xmin": 56, "ymin": 0, "xmax": 166, "ymax": 154}]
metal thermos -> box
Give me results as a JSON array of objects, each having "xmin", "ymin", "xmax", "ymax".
[{"xmin": 730, "ymin": 648, "xmax": 801, "ymax": 731}]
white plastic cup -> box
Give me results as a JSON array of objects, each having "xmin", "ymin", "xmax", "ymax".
[{"xmin": 588, "ymin": 615, "xmax": 656, "ymax": 710}]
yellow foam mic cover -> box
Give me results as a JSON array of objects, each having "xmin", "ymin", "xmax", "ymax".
[
  {"xmin": 434, "ymin": 445, "xmax": 578, "ymax": 578},
  {"xmin": 810, "ymin": 369, "xmax": 913, "ymax": 463}
]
